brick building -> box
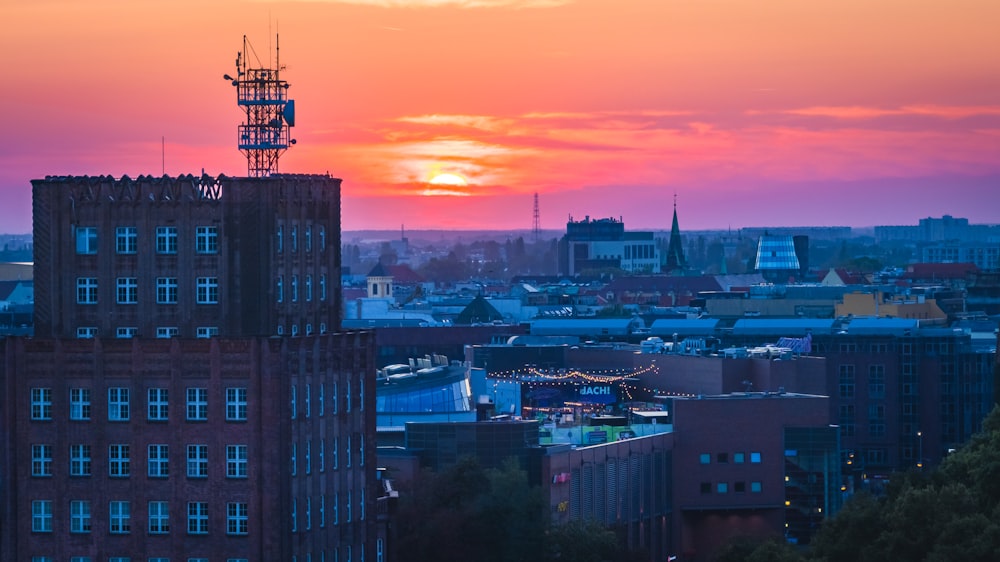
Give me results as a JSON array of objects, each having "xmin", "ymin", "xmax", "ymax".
[{"xmin": 1, "ymin": 174, "xmax": 377, "ymax": 562}]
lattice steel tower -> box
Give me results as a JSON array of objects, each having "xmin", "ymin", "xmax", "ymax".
[{"xmin": 225, "ymin": 35, "xmax": 296, "ymax": 177}]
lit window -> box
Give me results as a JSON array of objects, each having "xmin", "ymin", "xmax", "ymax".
[
  {"xmin": 277, "ymin": 225, "xmax": 283, "ymax": 253},
  {"xmin": 76, "ymin": 277, "xmax": 98, "ymax": 304},
  {"xmin": 109, "ymin": 444, "xmax": 130, "ymax": 477},
  {"xmin": 148, "ymin": 444, "xmax": 169, "ymax": 477},
  {"xmin": 76, "ymin": 226, "xmax": 98, "ymax": 254},
  {"xmin": 320, "ymin": 494, "xmax": 326, "ymax": 527},
  {"xmin": 319, "ymin": 383, "xmax": 325, "ymax": 416},
  {"xmin": 116, "ymin": 327, "xmax": 138, "ymax": 339},
  {"xmin": 109, "ymin": 500, "xmax": 131, "ymax": 534},
  {"xmin": 31, "ymin": 388, "xmax": 52, "ymax": 420},
  {"xmin": 346, "ymin": 435, "xmax": 352, "ymax": 468},
  {"xmin": 305, "ymin": 384, "xmax": 311, "ymax": 417},
  {"xmin": 196, "ymin": 326, "xmax": 218, "ymax": 338},
  {"xmin": 70, "ymin": 444, "xmax": 92, "ymax": 476},
  {"xmin": 226, "ymin": 387, "xmax": 247, "ymax": 421},
  {"xmin": 306, "ymin": 496, "xmax": 312, "ymax": 530},
  {"xmin": 186, "ymin": 387, "xmax": 208, "ymax": 420},
  {"xmin": 320, "ymin": 275, "xmax": 327, "ymax": 301},
  {"xmin": 306, "ymin": 275, "xmax": 313, "ymax": 302},
  {"xmin": 291, "ymin": 386, "xmax": 297, "ymax": 419},
  {"xmin": 108, "ymin": 387, "xmax": 130, "ymax": 421},
  {"xmin": 195, "ymin": 226, "xmax": 218, "ymax": 254},
  {"xmin": 226, "ymin": 445, "xmax": 248, "ymax": 478},
  {"xmin": 733, "ymin": 452, "xmax": 745, "ymax": 464},
  {"xmin": 156, "ymin": 226, "xmax": 178, "ymax": 254},
  {"xmin": 187, "ymin": 502, "xmax": 208, "ymax": 535},
  {"xmin": 291, "ymin": 226, "xmax": 298, "ymax": 252},
  {"xmin": 291, "ymin": 443, "xmax": 297, "ymax": 476},
  {"xmin": 750, "ymin": 452, "xmax": 762, "ymax": 463},
  {"xmin": 196, "ymin": 277, "xmax": 219, "ymax": 304},
  {"xmin": 332, "ymin": 383, "xmax": 339, "ymax": 414},
  {"xmin": 70, "ymin": 388, "xmax": 91, "ymax": 420},
  {"xmin": 148, "ymin": 501, "xmax": 170, "ymax": 534},
  {"xmin": 116, "ymin": 226, "xmax": 137, "ymax": 254},
  {"xmin": 31, "ymin": 444, "xmax": 53, "ymax": 477},
  {"xmin": 277, "ymin": 276, "xmax": 284, "ymax": 303},
  {"xmin": 751, "ymin": 481, "xmax": 762, "ymax": 493},
  {"xmin": 291, "ymin": 275, "xmax": 298, "ymax": 302},
  {"xmin": 306, "ymin": 441, "xmax": 312, "ymax": 474},
  {"xmin": 32, "ymin": 500, "xmax": 53, "ymax": 532},
  {"xmin": 227, "ymin": 502, "xmax": 248, "ymax": 535},
  {"xmin": 156, "ymin": 277, "xmax": 178, "ymax": 304},
  {"xmin": 148, "ymin": 388, "xmax": 169, "ymax": 421},
  {"xmin": 292, "ymin": 498, "xmax": 298, "ymax": 532},
  {"xmin": 76, "ymin": 326, "xmax": 98, "ymax": 338},
  {"xmin": 333, "ymin": 437, "xmax": 339, "ymax": 469},
  {"xmin": 346, "ymin": 491, "xmax": 352, "ymax": 522},
  {"xmin": 319, "ymin": 440, "xmax": 325, "ymax": 472},
  {"xmin": 187, "ymin": 445, "xmax": 208, "ymax": 478},
  {"xmin": 346, "ymin": 381, "xmax": 352, "ymax": 412},
  {"xmin": 717, "ymin": 482, "xmax": 728, "ymax": 494},
  {"xmin": 70, "ymin": 499, "xmax": 91, "ymax": 533},
  {"xmin": 116, "ymin": 277, "xmax": 138, "ymax": 304},
  {"xmin": 156, "ymin": 327, "xmax": 179, "ymax": 338},
  {"xmin": 319, "ymin": 226, "xmax": 326, "ymax": 251}
]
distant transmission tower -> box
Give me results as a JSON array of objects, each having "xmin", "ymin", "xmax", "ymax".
[
  {"xmin": 532, "ymin": 192, "xmax": 541, "ymax": 243},
  {"xmin": 224, "ymin": 35, "xmax": 297, "ymax": 177}
]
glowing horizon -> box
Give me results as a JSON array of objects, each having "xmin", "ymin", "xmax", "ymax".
[{"xmin": 2, "ymin": 0, "xmax": 999, "ymax": 234}]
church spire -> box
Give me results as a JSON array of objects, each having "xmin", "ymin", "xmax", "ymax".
[{"xmin": 666, "ymin": 193, "xmax": 686, "ymax": 272}]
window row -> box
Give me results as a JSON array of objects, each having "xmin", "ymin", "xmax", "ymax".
[
  {"xmin": 30, "ymin": 387, "xmax": 247, "ymax": 422},
  {"xmin": 76, "ymin": 326, "xmax": 219, "ymax": 339},
  {"xmin": 76, "ymin": 276, "xmax": 218, "ymax": 305},
  {"xmin": 276, "ymin": 322, "xmax": 329, "ymax": 337},
  {"xmin": 289, "ymin": 435, "xmax": 364, "ymax": 476},
  {"xmin": 30, "ymin": 499, "xmax": 247, "ymax": 536},
  {"xmin": 31, "ymin": 558, "xmax": 250, "ymax": 562},
  {"xmin": 698, "ymin": 451, "xmax": 762, "ymax": 464},
  {"xmin": 699, "ymin": 480, "xmax": 763, "ymax": 494},
  {"xmin": 290, "ymin": 381, "xmax": 364, "ymax": 419},
  {"xmin": 30, "ymin": 443, "xmax": 248, "ymax": 479},
  {"xmin": 275, "ymin": 274, "xmax": 329, "ymax": 303},
  {"xmin": 76, "ymin": 226, "xmax": 218, "ymax": 256},
  {"xmin": 290, "ymin": 490, "xmax": 366, "ymax": 532},
  {"xmin": 276, "ymin": 224, "xmax": 327, "ymax": 254}
]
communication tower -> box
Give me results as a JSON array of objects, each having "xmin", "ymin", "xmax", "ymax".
[
  {"xmin": 532, "ymin": 192, "xmax": 541, "ymax": 242},
  {"xmin": 225, "ymin": 35, "xmax": 296, "ymax": 177}
]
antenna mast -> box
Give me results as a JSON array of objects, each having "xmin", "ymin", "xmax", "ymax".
[
  {"xmin": 225, "ymin": 34, "xmax": 297, "ymax": 177},
  {"xmin": 532, "ymin": 192, "xmax": 541, "ymax": 243}
]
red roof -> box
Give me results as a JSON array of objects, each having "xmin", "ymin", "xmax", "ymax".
[{"xmin": 384, "ymin": 264, "xmax": 425, "ymax": 284}]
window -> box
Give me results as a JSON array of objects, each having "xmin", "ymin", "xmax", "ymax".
[
  {"xmin": 734, "ymin": 481, "xmax": 746, "ymax": 493},
  {"xmin": 750, "ymin": 452, "xmax": 762, "ymax": 463},
  {"xmin": 188, "ymin": 502, "xmax": 208, "ymax": 534},
  {"xmin": 76, "ymin": 226, "xmax": 98, "ymax": 254},
  {"xmin": 31, "ymin": 387, "xmax": 52, "ymax": 420},
  {"xmin": 319, "ymin": 383, "xmax": 325, "ymax": 416},
  {"xmin": 305, "ymin": 227, "xmax": 313, "ymax": 252},
  {"xmin": 346, "ymin": 435, "xmax": 352, "ymax": 468},
  {"xmin": 70, "ymin": 388, "xmax": 91, "ymax": 420},
  {"xmin": 76, "ymin": 277, "xmax": 98, "ymax": 304},
  {"xmin": 277, "ymin": 276, "xmax": 284, "ymax": 303},
  {"xmin": 108, "ymin": 387, "xmax": 130, "ymax": 421},
  {"xmin": 70, "ymin": 558, "xmax": 92, "ymax": 562},
  {"xmin": 149, "ymin": 501, "xmax": 170, "ymax": 534},
  {"xmin": 196, "ymin": 326, "xmax": 218, "ymax": 338},
  {"xmin": 187, "ymin": 445, "xmax": 208, "ymax": 478},
  {"xmin": 333, "ymin": 437, "xmax": 339, "ymax": 469},
  {"xmin": 70, "ymin": 444, "xmax": 92, "ymax": 476},
  {"xmin": 320, "ymin": 226, "xmax": 326, "ymax": 250},
  {"xmin": 291, "ymin": 386, "xmax": 297, "ymax": 419},
  {"xmin": 716, "ymin": 482, "xmax": 728, "ymax": 494},
  {"xmin": 306, "ymin": 275, "xmax": 313, "ymax": 302},
  {"xmin": 320, "ymin": 494, "xmax": 326, "ymax": 527},
  {"xmin": 109, "ymin": 444, "xmax": 131, "ymax": 477},
  {"xmin": 227, "ymin": 445, "xmax": 248, "ymax": 478},
  {"xmin": 116, "ymin": 226, "xmax": 138, "ymax": 254},
  {"xmin": 148, "ymin": 444, "xmax": 169, "ymax": 477},
  {"xmin": 717, "ymin": 452, "xmax": 728, "ymax": 463},
  {"xmin": 117, "ymin": 327, "xmax": 138, "ymax": 339},
  {"xmin": 733, "ymin": 452, "xmax": 745, "ymax": 464},
  {"xmin": 292, "ymin": 498, "xmax": 298, "ymax": 532},
  {"xmin": 869, "ymin": 365, "xmax": 886, "ymax": 399},
  {"xmin": 291, "ymin": 443, "xmax": 297, "ymax": 476},
  {"xmin": 156, "ymin": 327, "xmax": 179, "ymax": 338},
  {"xmin": 227, "ymin": 502, "xmax": 248, "ymax": 535},
  {"xmin": 186, "ymin": 388, "xmax": 208, "ymax": 421},
  {"xmin": 751, "ymin": 481, "xmax": 762, "ymax": 493},
  {"xmin": 156, "ymin": 277, "xmax": 178, "ymax": 304},
  {"xmin": 70, "ymin": 500, "xmax": 91, "ymax": 533},
  {"xmin": 839, "ymin": 404, "xmax": 856, "ymax": 437},
  {"xmin": 839, "ymin": 365, "xmax": 856, "ymax": 399},
  {"xmin": 156, "ymin": 226, "xmax": 178, "ymax": 254},
  {"xmin": 196, "ymin": 277, "xmax": 219, "ymax": 304},
  {"xmin": 306, "ymin": 441, "xmax": 312, "ymax": 474},
  {"xmin": 292, "ymin": 275, "xmax": 298, "ymax": 302},
  {"xmin": 291, "ymin": 226, "xmax": 298, "ymax": 253},
  {"xmin": 116, "ymin": 277, "xmax": 138, "ymax": 304},
  {"xmin": 110, "ymin": 500, "xmax": 131, "ymax": 534},
  {"xmin": 332, "ymin": 493, "xmax": 339, "ymax": 524},
  {"xmin": 32, "ymin": 444, "xmax": 53, "ymax": 477},
  {"xmin": 195, "ymin": 226, "xmax": 218, "ymax": 254},
  {"xmin": 346, "ymin": 491, "xmax": 353, "ymax": 522},
  {"xmin": 148, "ymin": 388, "xmax": 169, "ymax": 421},
  {"xmin": 277, "ymin": 225, "xmax": 283, "ymax": 253},
  {"xmin": 32, "ymin": 557, "xmax": 53, "ymax": 562},
  {"xmin": 226, "ymin": 387, "xmax": 247, "ymax": 421},
  {"xmin": 346, "ymin": 381, "xmax": 352, "ymax": 412},
  {"xmin": 77, "ymin": 326, "xmax": 98, "ymax": 338},
  {"xmin": 320, "ymin": 275, "xmax": 327, "ymax": 301},
  {"xmin": 306, "ymin": 496, "xmax": 312, "ymax": 529},
  {"xmin": 319, "ymin": 440, "xmax": 325, "ymax": 472},
  {"xmin": 32, "ymin": 500, "xmax": 53, "ymax": 532},
  {"xmin": 305, "ymin": 384, "xmax": 311, "ymax": 417}
]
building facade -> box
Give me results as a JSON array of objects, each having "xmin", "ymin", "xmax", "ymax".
[{"xmin": 2, "ymin": 174, "xmax": 377, "ymax": 562}]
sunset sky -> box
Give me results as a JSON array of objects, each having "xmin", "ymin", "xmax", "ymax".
[{"xmin": 3, "ymin": 0, "xmax": 999, "ymax": 234}]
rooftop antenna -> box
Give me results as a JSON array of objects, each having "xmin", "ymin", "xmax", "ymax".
[
  {"xmin": 225, "ymin": 34, "xmax": 297, "ymax": 177},
  {"xmin": 532, "ymin": 192, "xmax": 541, "ymax": 243}
]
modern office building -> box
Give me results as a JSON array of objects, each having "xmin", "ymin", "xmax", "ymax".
[
  {"xmin": 558, "ymin": 216, "xmax": 661, "ymax": 276},
  {"xmin": 752, "ymin": 234, "xmax": 809, "ymax": 282},
  {"xmin": 2, "ymin": 174, "xmax": 377, "ymax": 562}
]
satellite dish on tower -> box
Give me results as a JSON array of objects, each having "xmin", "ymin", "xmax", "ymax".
[{"xmin": 283, "ymin": 100, "xmax": 296, "ymax": 127}]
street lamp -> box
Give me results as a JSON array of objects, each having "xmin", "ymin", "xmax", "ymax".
[{"xmin": 917, "ymin": 431, "xmax": 923, "ymax": 470}]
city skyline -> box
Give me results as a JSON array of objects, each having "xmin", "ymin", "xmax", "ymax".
[{"xmin": 3, "ymin": 0, "xmax": 1000, "ymax": 234}]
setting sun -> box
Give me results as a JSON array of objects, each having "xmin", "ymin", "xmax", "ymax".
[{"xmin": 428, "ymin": 173, "xmax": 468, "ymax": 187}]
